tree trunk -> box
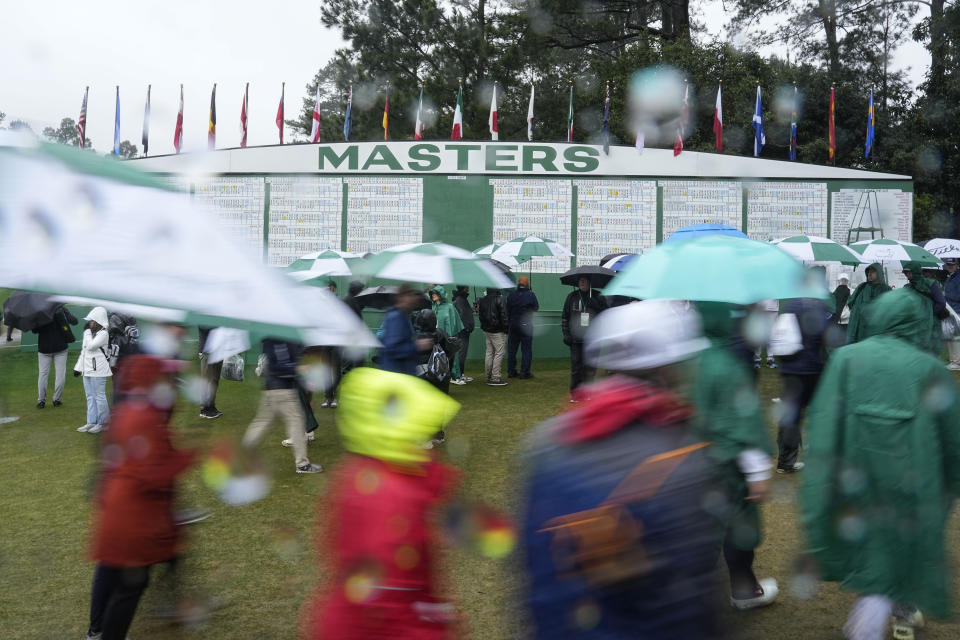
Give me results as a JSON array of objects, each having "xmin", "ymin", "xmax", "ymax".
[
  {"xmin": 928, "ymin": 0, "xmax": 947, "ymax": 99},
  {"xmin": 660, "ymin": 0, "xmax": 690, "ymax": 41},
  {"xmin": 817, "ymin": 0, "xmax": 841, "ymax": 79}
]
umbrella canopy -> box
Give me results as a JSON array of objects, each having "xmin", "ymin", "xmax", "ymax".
[
  {"xmin": 923, "ymin": 238, "xmax": 960, "ymax": 260},
  {"xmin": 771, "ymin": 235, "xmax": 865, "ymax": 266},
  {"xmin": 0, "ymin": 137, "xmax": 376, "ymax": 348},
  {"xmin": 1, "ymin": 291, "xmax": 59, "ymax": 331},
  {"xmin": 560, "ymin": 266, "xmax": 617, "ymax": 288},
  {"xmin": 358, "ymin": 242, "xmax": 514, "ymax": 289},
  {"xmin": 355, "ymin": 285, "xmax": 431, "ymax": 311},
  {"xmin": 473, "ymin": 243, "xmax": 526, "ymax": 269},
  {"xmin": 604, "ymin": 234, "xmax": 829, "ymax": 304},
  {"xmin": 491, "ymin": 236, "xmax": 574, "ymax": 261},
  {"xmin": 600, "ymin": 253, "xmax": 640, "ymax": 271},
  {"xmin": 663, "ymin": 223, "xmax": 747, "ymax": 244},
  {"xmin": 286, "ymin": 249, "xmax": 363, "ymax": 282},
  {"xmin": 849, "ymin": 238, "xmax": 942, "ymax": 268}
]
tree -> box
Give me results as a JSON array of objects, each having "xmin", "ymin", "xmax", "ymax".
[
  {"xmin": 8, "ymin": 120, "xmax": 35, "ymax": 135},
  {"xmin": 117, "ymin": 140, "xmax": 138, "ymax": 159},
  {"xmin": 42, "ymin": 117, "xmax": 92, "ymax": 148},
  {"xmin": 0, "ymin": 111, "xmax": 6, "ymax": 128}
]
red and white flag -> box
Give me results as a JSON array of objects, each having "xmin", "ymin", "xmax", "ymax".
[
  {"xmin": 414, "ymin": 86, "xmax": 424, "ymax": 140},
  {"xmin": 673, "ymin": 82, "xmax": 688, "ymax": 156},
  {"xmin": 276, "ymin": 83, "xmax": 285, "ymax": 144},
  {"xmin": 450, "ymin": 85, "xmax": 464, "ymax": 140},
  {"xmin": 173, "ymin": 84, "xmax": 184, "ymax": 153},
  {"xmin": 713, "ymin": 84, "xmax": 723, "ymax": 152},
  {"xmin": 240, "ymin": 83, "xmax": 248, "ymax": 148},
  {"xmin": 310, "ymin": 84, "xmax": 323, "ymax": 143},
  {"xmin": 488, "ymin": 82, "xmax": 499, "ymax": 140},
  {"xmin": 77, "ymin": 86, "xmax": 89, "ymax": 148}
]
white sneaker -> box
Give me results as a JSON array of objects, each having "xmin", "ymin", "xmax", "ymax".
[
  {"xmin": 283, "ymin": 432, "xmax": 315, "ymax": 447},
  {"xmin": 87, "ymin": 424, "xmax": 104, "ymax": 434},
  {"xmin": 730, "ymin": 578, "xmax": 779, "ymax": 610},
  {"xmin": 77, "ymin": 424, "xmax": 92, "ymax": 433},
  {"xmin": 947, "ymin": 363, "xmax": 960, "ymax": 371},
  {"xmin": 307, "ymin": 431, "xmax": 316, "ymax": 441},
  {"xmin": 463, "ymin": 376, "xmax": 474, "ymax": 382},
  {"xmin": 450, "ymin": 377, "xmax": 466, "ymax": 386}
]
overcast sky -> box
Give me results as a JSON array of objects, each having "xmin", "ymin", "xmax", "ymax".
[{"xmin": 0, "ymin": 1, "xmax": 932, "ymax": 155}]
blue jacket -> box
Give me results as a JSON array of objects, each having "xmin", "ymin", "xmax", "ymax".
[
  {"xmin": 507, "ymin": 287, "xmax": 539, "ymax": 328},
  {"xmin": 779, "ymin": 298, "xmax": 831, "ymax": 376},
  {"xmin": 262, "ymin": 339, "xmax": 303, "ymax": 390},
  {"xmin": 945, "ymin": 270, "xmax": 960, "ymax": 313},
  {"xmin": 378, "ymin": 306, "xmax": 417, "ymax": 376}
]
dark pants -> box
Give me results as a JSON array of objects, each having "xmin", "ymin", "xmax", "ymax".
[
  {"xmin": 723, "ymin": 541, "xmax": 759, "ymax": 599},
  {"xmin": 507, "ymin": 325, "xmax": 533, "ymax": 376},
  {"xmin": 5, "ymin": 324, "xmax": 13, "ymax": 340},
  {"xmin": 322, "ymin": 347, "xmax": 341, "ymax": 402},
  {"xmin": 456, "ymin": 329, "xmax": 471, "ymax": 377},
  {"xmin": 569, "ymin": 342, "xmax": 595, "ymax": 391},
  {"xmin": 88, "ymin": 563, "xmax": 152, "ymax": 640},
  {"xmin": 199, "ymin": 354, "xmax": 222, "ymax": 411},
  {"xmin": 777, "ymin": 373, "xmax": 820, "ymax": 469}
]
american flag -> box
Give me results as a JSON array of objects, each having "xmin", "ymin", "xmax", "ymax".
[
  {"xmin": 77, "ymin": 87, "xmax": 88, "ymax": 148},
  {"xmin": 240, "ymin": 83, "xmax": 248, "ymax": 148},
  {"xmin": 174, "ymin": 84, "xmax": 184, "ymax": 153}
]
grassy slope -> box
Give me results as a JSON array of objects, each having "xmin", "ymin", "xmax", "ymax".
[{"xmin": 0, "ymin": 349, "xmax": 958, "ymax": 639}]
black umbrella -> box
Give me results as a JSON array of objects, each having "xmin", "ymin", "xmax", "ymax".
[
  {"xmin": 2, "ymin": 291, "xmax": 59, "ymax": 331},
  {"xmin": 355, "ymin": 286, "xmax": 431, "ymax": 311},
  {"xmin": 559, "ymin": 266, "xmax": 617, "ymax": 289}
]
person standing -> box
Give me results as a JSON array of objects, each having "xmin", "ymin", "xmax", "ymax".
[
  {"xmin": 523, "ymin": 301, "xmax": 724, "ymax": 639},
  {"xmin": 847, "ymin": 263, "xmax": 891, "ymax": 343},
  {"xmin": 476, "ymin": 287, "xmax": 509, "ymax": 386},
  {"xmin": 378, "ymin": 284, "xmax": 424, "ymax": 377},
  {"xmin": 428, "ymin": 286, "xmax": 465, "ymax": 385},
  {"xmin": 752, "ymin": 299, "xmax": 780, "ymax": 369},
  {"xmin": 507, "ymin": 276, "xmax": 539, "ymax": 379},
  {"xmin": 776, "ymin": 296, "xmax": 831, "ymax": 474},
  {"xmin": 902, "ymin": 261, "xmax": 949, "ymax": 356},
  {"xmin": 561, "ymin": 275, "xmax": 607, "ymax": 396},
  {"xmin": 802, "ymin": 289, "xmax": 960, "ymax": 640},
  {"xmin": 943, "ymin": 259, "xmax": 960, "ymax": 370},
  {"xmin": 320, "ymin": 280, "xmax": 344, "ymax": 407},
  {"xmin": 33, "ymin": 303, "xmax": 78, "ymax": 408},
  {"xmin": 75, "ymin": 307, "xmax": 113, "ymax": 435},
  {"xmin": 832, "ymin": 274, "xmax": 852, "ymax": 343},
  {"xmin": 451, "ymin": 285, "xmax": 475, "ymax": 385},
  {"xmin": 241, "ymin": 338, "xmax": 323, "ymax": 474},
  {"xmin": 197, "ymin": 327, "xmax": 223, "ymax": 419},
  {"xmin": 343, "ymin": 280, "xmax": 365, "ymax": 318}
]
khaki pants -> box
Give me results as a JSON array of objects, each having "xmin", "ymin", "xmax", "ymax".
[
  {"xmin": 484, "ymin": 331, "xmax": 507, "ymax": 381},
  {"xmin": 242, "ymin": 389, "xmax": 309, "ymax": 468},
  {"xmin": 948, "ymin": 340, "xmax": 960, "ymax": 366},
  {"xmin": 38, "ymin": 349, "xmax": 68, "ymax": 403}
]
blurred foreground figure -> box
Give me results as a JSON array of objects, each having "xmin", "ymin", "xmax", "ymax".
[
  {"xmin": 309, "ymin": 368, "xmax": 461, "ymax": 640},
  {"xmin": 802, "ymin": 289, "xmax": 960, "ymax": 640},
  {"xmin": 85, "ymin": 352, "xmax": 196, "ymax": 640},
  {"xmin": 522, "ymin": 301, "xmax": 724, "ymax": 639},
  {"xmin": 847, "ymin": 263, "xmax": 891, "ymax": 344}
]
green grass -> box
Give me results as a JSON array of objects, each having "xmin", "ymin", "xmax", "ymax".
[{"xmin": 1, "ymin": 347, "xmax": 959, "ymax": 639}]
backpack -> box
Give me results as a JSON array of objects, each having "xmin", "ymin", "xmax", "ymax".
[{"xmin": 416, "ymin": 343, "xmax": 450, "ymax": 385}]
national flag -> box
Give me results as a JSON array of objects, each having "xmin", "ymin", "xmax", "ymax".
[
  {"xmin": 635, "ymin": 129, "xmax": 645, "ymax": 153},
  {"xmin": 276, "ymin": 82, "xmax": 285, "ymax": 144},
  {"xmin": 752, "ymin": 85, "xmax": 765, "ymax": 157},
  {"xmin": 142, "ymin": 85, "xmax": 150, "ymax": 157},
  {"xmin": 310, "ymin": 83, "xmax": 323, "ymax": 143},
  {"xmin": 527, "ymin": 84, "xmax": 535, "ymax": 141},
  {"xmin": 451, "ymin": 84, "xmax": 464, "ymax": 140},
  {"xmin": 713, "ymin": 84, "xmax": 723, "ymax": 153},
  {"xmin": 414, "ymin": 85, "xmax": 424, "ymax": 140},
  {"xmin": 240, "ymin": 83, "xmax": 249, "ymax": 148},
  {"xmin": 489, "ymin": 82, "xmax": 499, "ymax": 141},
  {"xmin": 674, "ymin": 82, "xmax": 689, "ymax": 156},
  {"xmin": 113, "ymin": 86, "xmax": 120, "ymax": 156},
  {"xmin": 828, "ymin": 86, "xmax": 836, "ymax": 164},
  {"xmin": 208, "ymin": 83, "xmax": 217, "ymax": 150},
  {"xmin": 382, "ymin": 82, "xmax": 390, "ymax": 141},
  {"xmin": 77, "ymin": 86, "xmax": 88, "ymax": 148},
  {"xmin": 343, "ymin": 85, "xmax": 353, "ymax": 142},
  {"xmin": 566, "ymin": 83, "xmax": 574, "ymax": 142},
  {"xmin": 790, "ymin": 85, "xmax": 798, "ymax": 161},
  {"xmin": 174, "ymin": 84, "xmax": 184, "ymax": 153},
  {"xmin": 601, "ymin": 82, "xmax": 611, "ymax": 155},
  {"xmin": 865, "ymin": 87, "xmax": 875, "ymax": 159}
]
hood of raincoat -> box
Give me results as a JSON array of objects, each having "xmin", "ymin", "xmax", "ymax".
[
  {"xmin": 864, "ymin": 288, "xmax": 931, "ymax": 349},
  {"xmin": 84, "ymin": 306, "xmax": 109, "ymax": 328},
  {"xmin": 865, "ymin": 262, "xmax": 887, "ymax": 288},
  {"xmin": 902, "ymin": 260, "xmax": 933, "ymax": 295},
  {"xmin": 429, "ymin": 285, "xmax": 448, "ymax": 302},
  {"xmin": 695, "ymin": 301, "xmax": 746, "ymax": 340}
]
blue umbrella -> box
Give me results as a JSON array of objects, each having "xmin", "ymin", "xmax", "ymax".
[
  {"xmin": 663, "ymin": 223, "xmax": 747, "ymax": 244},
  {"xmin": 600, "ymin": 253, "xmax": 639, "ymax": 271}
]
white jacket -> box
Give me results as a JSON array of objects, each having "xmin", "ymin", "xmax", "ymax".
[{"xmin": 74, "ymin": 327, "xmax": 112, "ymax": 377}]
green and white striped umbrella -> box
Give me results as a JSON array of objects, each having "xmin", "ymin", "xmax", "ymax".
[
  {"xmin": 771, "ymin": 235, "xmax": 865, "ymax": 266},
  {"xmin": 491, "ymin": 236, "xmax": 574, "ymax": 261},
  {"xmin": 849, "ymin": 238, "xmax": 942, "ymax": 267},
  {"xmin": 359, "ymin": 242, "xmax": 514, "ymax": 288},
  {"xmin": 472, "ymin": 243, "xmax": 526, "ymax": 269},
  {"xmin": 286, "ymin": 249, "xmax": 363, "ymax": 283}
]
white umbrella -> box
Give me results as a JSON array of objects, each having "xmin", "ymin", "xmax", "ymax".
[
  {"xmin": 849, "ymin": 238, "xmax": 942, "ymax": 267},
  {"xmin": 472, "ymin": 243, "xmax": 524, "ymax": 269},
  {"xmin": 770, "ymin": 235, "xmax": 865, "ymax": 266},
  {"xmin": 358, "ymin": 242, "xmax": 514, "ymax": 288},
  {"xmin": 286, "ymin": 248, "xmax": 363, "ymax": 282},
  {"xmin": 491, "ymin": 236, "xmax": 574, "ymax": 261},
  {"xmin": 923, "ymin": 238, "xmax": 960, "ymax": 260},
  {"xmin": 0, "ymin": 139, "xmax": 377, "ymax": 348}
]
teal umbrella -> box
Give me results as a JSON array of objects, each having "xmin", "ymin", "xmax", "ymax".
[{"xmin": 604, "ymin": 234, "xmax": 829, "ymax": 304}]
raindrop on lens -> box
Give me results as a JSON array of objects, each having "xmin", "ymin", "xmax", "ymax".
[{"xmin": 837, "ymin": 513, "xmax": 867, "ymax": 541}]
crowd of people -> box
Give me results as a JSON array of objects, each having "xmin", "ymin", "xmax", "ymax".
[{"xmin": 5, "ymin": 256, "xmax": 960, "ymax": 640}]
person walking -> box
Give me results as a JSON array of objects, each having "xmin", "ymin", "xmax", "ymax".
[
  {"xmin": 428, "ymin": 286, "xmax": 465, "ymax": 385},
  {"xmin": 847, "ymin": 263, "xmax": 891, "ymax": 343},
  {"xmin": 522, "ymin": 301, "xmax": 724, "ymax": 639},
  {"xmin": 506, "ymin": 276, "xmax": 539, "ymax": 379},
  {"xmin": 802, "ymin": 289, "xmax": 960, "ymax": 640},
  {"xmin": 476, "ymin": 287, "xmax": 509, "ymax": 386},
  {"xmin": 775, "ymin": 295, "xmax": 831, "ymax": 474},
  {"xmin": 83, "ymin": 354, "xmax": 197, "ymax": 640},
  {"xmin": 943, "ymin": 259, "xmax": 960, "ymax": 370},
  {"xmin": 75, "ymin": 307, "xmax": 113, "ymax": 434},
  {"xmin": 379, "ymin": 284, "xmax": 429, "ymax": 376},
  {"xmin": 902, "ymin": 261, "xmax": 949, "ymax": 356},
  {"xmin": 561, "ymin": 275, "xmax": 607, "ymax": 396},
  {"xmin": 33, "ymin": 303, "xmax": 78, "ymax": 408},
  {"xmin": 197, "ymin": 327, "xmax": 223, "ymax": 419},
  {"xmin": 451, "ymin": 285, "xmax": 475, "ymax": 385},
  {"xmin": 241, "ymin": 338, "xmax": 323, "ymax": 474}
]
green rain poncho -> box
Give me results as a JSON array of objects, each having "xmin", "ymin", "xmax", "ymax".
[
  {"xmin": 846, "ymin": 263, "xmax": 891, "ymax": 343},
  {"xmin": 903, "ymin": 260, "xmax": 945, "ymax": 355},
  {"xmin": 693, "ymin": 302, "xmax": 774, "ymax": 551},
  {"xmin": 429, "ymin": 285, "xmax": 465, "ymax": 377},
  {"xmin": 802, "ymin": 289, "xmax": 960, "ymax": 617}
]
